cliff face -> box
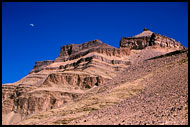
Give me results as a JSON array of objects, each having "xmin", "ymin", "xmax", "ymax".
[
  {"xmin": 120, "ymin": 29, "xmax": 185, "ymax": 50},
  {"xmin": 57, "ymin": 40, "xmax": 105, "ymax": 58},
  {"xmin": 152, "ymin": 33, "xmax": 185, "ymax": 49},
  {"xmin": 30, "ymin": 39, "xmax": 130, "ymax": 74},
  {"xmin": 2, "ymin": 73, "xmax": 107, "ymax": 120},
  {"xmin": 55, "ymin": 39, "xmax": 130, "ymax": 62},
  {"xmin": 2, "ymin": 29, "xmax": 187, "ymax": 125},
  {"xmin": 3, "ymin": 39, "xmax": 132, "ymax": 124},
  {"xmin": 30, "ymin": 60, "xmax": 54, "ymax": 73}
]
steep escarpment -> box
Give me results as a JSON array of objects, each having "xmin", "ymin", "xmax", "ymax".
[
  {"xmin": 3, "ymin": 39, "xmax": 130, "ymax": 125},
  {"xmin": 2, "ymin": 29, "xmax": 187, "ymax": 125},
  {"xmin": 30, "ymin": 39, "xmax": 130, "ymax": 74},
  {"xmin": 55, "ymin": 39, "xmax": 130, "ymax": 62},
  {"xmin": 120, "ymin": 28, "xmax": 185, "ymax": 50},
  {"xmin": 42, "ymin": 73, "xmax": 107, "ymax": 89},
  {"xmin": 12, "ymin": 49, "xmax": 188, "ymax": 125},
  {"xmin": 2, "ymin": 72, "xmax": 108, "ymax": 124},
  {"xmin": 30, "ymin": 60, "xmax": 54, "ymax": 73}
]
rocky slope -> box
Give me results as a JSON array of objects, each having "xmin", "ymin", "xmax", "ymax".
[
  {"xmin": 2, "ymin": 29, "xmax": 188, "ymax": 125},
  {"xmin": 69, "ymin": 49, "xmax": 188, "ymax": 125}
]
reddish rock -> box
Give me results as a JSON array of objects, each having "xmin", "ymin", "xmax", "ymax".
[
  {"xmin": 120, "ymin": 28, "xmax": 185, "ymax": 50},
  {"xmin": 2, "ymin": 29, "xmax": 187, "ymax": 125}
]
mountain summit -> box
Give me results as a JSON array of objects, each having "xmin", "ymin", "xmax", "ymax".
[
  {"xmin": 133, "ymin": 28, "xmax": 153, "ymax": 37},
  {"xmin": 120, "ymin": 29, "xmax": 185, "ymax": 50},
  {"xmin": 2, "ymin": 29, "xmax": 188, "ymax": 125}
]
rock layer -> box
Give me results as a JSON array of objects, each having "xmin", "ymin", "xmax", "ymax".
[
  {"xmin": 120, "ymin": 29, "xmax": 185, "ymax": 50},
  {"xmin": 2, "ymin": 29, "xmax": 187, "ymax": 125}
]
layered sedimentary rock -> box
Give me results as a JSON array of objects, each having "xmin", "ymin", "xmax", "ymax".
[
  {"xmin": 3, "ymin": 39, "xmax": 131, "ymax": 124},
  {"xmin": 55, "ymin": 39, "xmax": 130, "ymax": 62},
  {"xmin": 30, "ymin": 39, "xmax": 130, "ymax": 74},
  {"xmin": 2, "ymin": 73, "xmax": 107, "ymax": 120},
  {"xmin": 30, "ymin": 60, "xmax": 54, "ymax": 73},
  {"xmin": 120, "ymin": 28, "xmax": 185, "ymax": 50},
  {"xmin": 2, "ymin": 29, "xmax": 187, "ymax": 125},
  {"xmin": 69, "ymin": 49, "xmax": 188, "ymax": 125}
]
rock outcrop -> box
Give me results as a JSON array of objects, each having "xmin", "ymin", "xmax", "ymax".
[
  {"xmin": 2, "ymin": 29, "xmax": 187, "ymax": 125},
  {"xmin": 30, "ymin": 60, "xmax": 54, "ymax": 73},
  {"xmin": 2, "ymin": 71, "xmax": 109, "ymax": 125},
  {"xmin": 30, "ymin": 39, "xmax": 131, "ymax": 74},
  {"xmin": 55, "ymin": 39, "xmax": 130, "ymax": 62},
  {"xmin": 120, "ymin": 28, "xmax": 185, "ymax": 50},
  {"xmin": 43, "ymin": 73, "xmax": 107, "ymax": 89}
]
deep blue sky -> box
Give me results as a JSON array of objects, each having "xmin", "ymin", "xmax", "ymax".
[{"xmin": 2, "ymin": 2, "xmax": 188, "ymax": 84}]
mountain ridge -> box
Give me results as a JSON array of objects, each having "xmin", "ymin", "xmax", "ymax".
[{"xmin": 2, "ymin": 29, "xmax": 188, "ymax": 125}]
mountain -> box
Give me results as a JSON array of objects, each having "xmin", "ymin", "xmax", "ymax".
[{"xmin": 2, "ymin": 29, "xmax": 188, "ymax": 125}]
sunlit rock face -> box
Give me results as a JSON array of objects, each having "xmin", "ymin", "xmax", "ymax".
[
  {"xmin": 120, "ymin": 28, "xmax": 185, "ymax": 50},
  {"xmin": 2, "ymin": 29, "xmax": 187, "ymax": 125}
]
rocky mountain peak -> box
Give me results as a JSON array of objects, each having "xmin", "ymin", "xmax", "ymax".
[
  {"xmin": 143, "ymin": 28, "xmax": 149, "ymax": 31},
  {"xmin": 120, "ymin": 29, "xmax": 185, "ymax": 50},
  {"xmin": 133, "ymin": 29, "xmax": 153, "ymax": 38},
  {"xmin": 2, "ymin": 29, "xmax": 187, "ymax": 125}
]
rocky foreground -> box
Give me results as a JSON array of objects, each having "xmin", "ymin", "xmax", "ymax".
[
  {"xmin": 2, "ymin": 29, "xmax": 188, "ymax": 125},
  {"xmin": 69, "ymin": 49, "xmax": 188, "ymax": 125}
]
